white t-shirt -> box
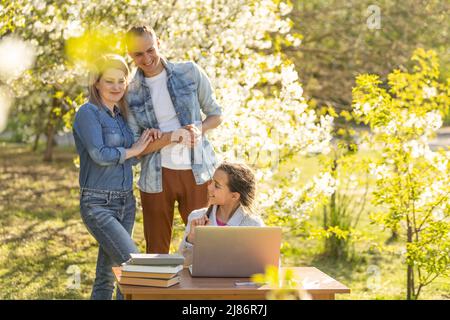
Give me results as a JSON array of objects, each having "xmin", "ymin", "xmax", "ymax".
[{"xmin": 145, "ymin": 69, "xmax": 191, "ymax": 170}]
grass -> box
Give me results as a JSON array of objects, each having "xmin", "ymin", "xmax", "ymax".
[{"xmin": 0, "ymin": 142, "xmax": 449, "ymax": 299}]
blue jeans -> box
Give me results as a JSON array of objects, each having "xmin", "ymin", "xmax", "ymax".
[{"xmin": 80, "ymin": 188, "xmax": 139, "ymax": 300}]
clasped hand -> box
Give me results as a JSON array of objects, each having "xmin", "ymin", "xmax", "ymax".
[
  {"xmin": 172, "ymin": 124, "xmax": 202, "ymax": 148},
  {"xmin": 187, "ymin": 214, "xmax": 210, "ymax": 244},
  {"xmin": 132, "ymin": 128, "xmax": 162, "ymax": 154}
]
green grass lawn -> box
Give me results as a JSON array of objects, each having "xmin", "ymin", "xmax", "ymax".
[{"xmin": 0, "ymin": 142, "xmax": 448, "ymax": 299}]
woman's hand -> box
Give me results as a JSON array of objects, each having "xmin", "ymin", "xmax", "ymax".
[
  {"xmin": 132, "ymin": 129, "xmax": 153, "ymax": 153},
  {"xmin": 187, "ymin": 214, "xmax": 210, "ymax": 244},
  {"xmin": 147, "ymin": 128, "xmax": 162, "ymax": 141},
  {"xmin": 126, "ymin": 129, "xmax": 161, "ymax": 159},
  {"xmin": 135, "ymin": 128, "xmax": 162, "ymax": 152}
]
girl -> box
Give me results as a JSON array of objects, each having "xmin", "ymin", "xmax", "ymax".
[
  {"xmin": 73, "ymin": 54, "xmax": 160, "ymax": 299},
  {"xmin": 178, "ymin": 162, "xmax": 265, "ymax": 265}
]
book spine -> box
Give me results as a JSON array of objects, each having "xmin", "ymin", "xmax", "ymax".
[
  {"xmin": 122, "ymin": 265, "xmax": 183, "ymax": 273},
  {"xmin": 128, "ymin": 260, "xmax": 185, "ymax": 266},
  {"xmin": 121, "ymin": 272, "xmax": 175, "ymax": 280},
  {"xmin": 120, "ymin": 277, "xmax": 180, "ymax": 287}
]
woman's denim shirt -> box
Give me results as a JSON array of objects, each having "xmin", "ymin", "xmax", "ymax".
[
  {"xmin": 126, "ymin": 58, "xmax": 222, "ymax": 193},
  {"xmin": 73, "ymin": 103, "xmax": 137, "ymax": 192}
]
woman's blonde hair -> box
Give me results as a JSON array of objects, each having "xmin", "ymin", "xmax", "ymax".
[{"xmin": 88, "ymin": 54, "xmax": 130, "ymax": 119}]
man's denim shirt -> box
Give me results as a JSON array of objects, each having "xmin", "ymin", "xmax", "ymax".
[
  {"xmin": 73, "ymin": 103, "xmax": 138, "ymax": 192},
  {"xmin": 126, "ymin": 59, "xmax": 222, "ymax": 193}
]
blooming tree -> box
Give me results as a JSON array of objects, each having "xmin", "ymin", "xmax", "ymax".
[
  {"xmin": 1, "ymin": 0, "xmax": 87, "ymax": 158},
  {"xmin": 0, "ymin": 33, "xmax": 36, "ymax": 132},
  {"xmin": 3, "ymin": 0, "xmax": 334, "ymax": 223},
  {"xmin": 352, "ymin": 48, "xmax": 450, "ymax": 299}
]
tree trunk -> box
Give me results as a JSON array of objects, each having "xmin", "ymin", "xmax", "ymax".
[
  {"xmin": 406, "ymin": 225, "xmax": 414, "ymax": 300},
  {"xmin": 32, "ymin": 133, "xmax": 41, "ymax": 152},
  {"xmin": 43, "ymin": 122, "xmax": 55, "ymax": 162},
  {"xmin": 386, "ymin": 228, "xmax": 399, "ymax": 244},
  {"xmin": 323, "ymin": 158, "xmax": 348, "ymax": 260},
  {"xmin": 43, "ymin": 98, "xmax": 58, "ymax": 162}
]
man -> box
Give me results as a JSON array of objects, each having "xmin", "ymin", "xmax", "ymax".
[{"xmin": 125, "ymin": 26, "xmax": 223, "ymax": 253}]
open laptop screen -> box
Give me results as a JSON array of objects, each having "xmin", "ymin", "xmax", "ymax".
[{"xmin": 190, "ymin": 226, "xmax": 282, "ymax": 277}]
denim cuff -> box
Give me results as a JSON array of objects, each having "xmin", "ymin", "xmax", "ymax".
[
  {"xmin": 117, "ymin": 147, "xmax": 126, "ymax": 164},
  {"xmin": 130, "ymin": 157, "xmax": 141, "ymax": 166},
  {"xmin": 205, "ymin": 102, "xmax": 222, "ymax": 116}
]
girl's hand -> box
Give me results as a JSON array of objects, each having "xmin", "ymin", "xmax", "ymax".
[{"xmin": 187, "ymin": 215, "xmax": 210, "ymax": 244}]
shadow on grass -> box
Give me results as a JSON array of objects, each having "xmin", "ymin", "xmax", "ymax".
[
  {"xmin": 309, "ymin": 252, "xmax": 367, "ymax": 286},
  {"xmin": 1, "ymin": 143, "xmax": 147, "ymax": 299},
  {"xmin": 1, "ymin": 230, "xmax": 98, "ymax": 299},
  {"xmin": 2, "ymin": 221, "xmax": 79, "ymax": 245},
  {"xmin": 0, "ymin": 143, "xmax": 80, "ymax": 223}
]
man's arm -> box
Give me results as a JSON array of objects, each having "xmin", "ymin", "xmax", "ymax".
[
  {"xmin": 137, "ymin": 131, "xmax": 177, "ymax": 157},
  {"xmin": 200, "ymin": 114, "xmax": 222, "ymax": 135},
  {"xmin": 183, "ymin": 62, "xmax": 223, "ymax": 140},
  {"xmin": 185, "ymin": 115, "xmax": 222, "ymax": 139},
  {"xmin": 193, "ymin": 62, "xmax": 222, "ymax": 118}
]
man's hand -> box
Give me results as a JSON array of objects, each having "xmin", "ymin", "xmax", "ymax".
[{"xmin": 172, "ymin": 125, "xmax": 201, "ymax": 148}]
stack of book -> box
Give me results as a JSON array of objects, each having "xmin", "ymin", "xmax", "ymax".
[{"xmin": 119, "ymin": 253, "xmax": 185, "ymax": 288}]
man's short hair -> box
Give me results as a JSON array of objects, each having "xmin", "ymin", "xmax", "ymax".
[{"xmin": 125, "ymin": 26, "xmax": 157, "ymax": 50}]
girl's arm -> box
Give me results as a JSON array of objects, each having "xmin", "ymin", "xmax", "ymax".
[
  {"xmin": 178, "ymin": 211, "xmax": 209, "ymax": 266},
  {"xmin": 178, "ymin": 214, "xmax": 194, "ymax": 266}
]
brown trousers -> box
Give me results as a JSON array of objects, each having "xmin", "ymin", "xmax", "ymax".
[{"xmin": 140, "ymin": 167, "xmax": 208, "ymax": 253}]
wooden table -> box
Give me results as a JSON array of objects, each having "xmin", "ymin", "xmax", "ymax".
[{"xmin": 112, "ymin": 267, "xmax": 350, "ymax": 300}]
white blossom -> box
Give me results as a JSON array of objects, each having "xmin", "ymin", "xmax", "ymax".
[
  {"xmin": 403, "ymin": 139, "xmax": 428, "ymax": 158},
  {"xmin": 0, "ymin": 86, "xmax": 13, "ymax": 132},
  {"xmin": 0, "ymin": 36, "xmax": 36, "ymax": 82},
  {"xmin": 279, "ymin": 2, "xmax": 293, "ymax": 16},
  {"xmin": 431, "ymin": 206, "xmax": 445, "ymax": 222},
  {"xmin": 422, "ymin": 86, "xmax": 437, "ymax": 99},
  {"xmin": 369, "ymin": 163, "xmax": 391, "ymax": 180},
  {"xmin": 384, "ymin": 120, "xmax": 399, "ymax": 135},
  {"xmin": 424, "ymin": 110, "xmax": 443, "ymax": 132},
  {"xmin": 312, "ymin": 172, "xmax": 337, "ymax": 197},
  {"xmin": 63, "ymin": 20, "xmax": 84, "ymax": 40}
]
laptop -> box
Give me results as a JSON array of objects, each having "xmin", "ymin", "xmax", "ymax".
[{"xmin": 189, "ymin": 226, "xmax": 282, "ymax": 277}]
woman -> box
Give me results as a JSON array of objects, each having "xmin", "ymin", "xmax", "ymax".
[
  {"xmin": 73, "ymin": 54, "xmax": 160, "ymax": 300},
  {"xmin": 178, "ymin": 162, "xmax": 265, "ymax": 266}
]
